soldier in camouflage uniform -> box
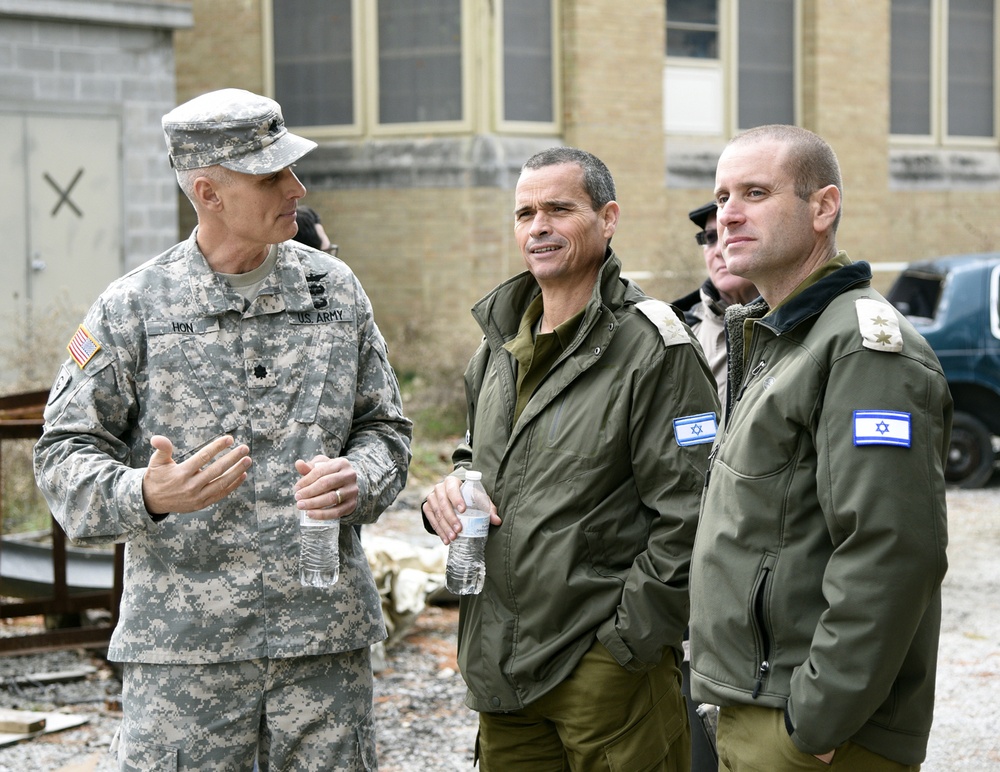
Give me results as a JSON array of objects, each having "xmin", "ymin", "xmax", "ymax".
[{"xmin": 33, "ymin": 88, "xmax": 412, "ymax": 771}]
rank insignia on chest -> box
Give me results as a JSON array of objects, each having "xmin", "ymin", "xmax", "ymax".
[{"xmin": 67, "ymin": 325, "xmax": 101, "ymax": 369}]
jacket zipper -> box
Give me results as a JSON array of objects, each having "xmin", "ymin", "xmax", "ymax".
[
  {"xmin": 751, "ymin": 563, "xmax": 773, "ymax": 699},
  {"xmin": 706, "ymin": 358, "xmax": 765, "ymax": 487},
  {"xmin": 735, "ymin": 358, "xmax": 766, "ymax": 405}
]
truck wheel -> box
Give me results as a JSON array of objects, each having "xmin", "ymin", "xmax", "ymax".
[{"xmin": 946, "ymin": 412, "xmax": 996, "ymax": 488}]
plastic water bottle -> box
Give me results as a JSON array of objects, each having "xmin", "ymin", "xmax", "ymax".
[
  {"xmin": 446, "ymin": 471, "xmax": 491, "ymax": 595},
  {"xmin": 299, "ymin": 512, "xmax": 340, "ymax": 588}
]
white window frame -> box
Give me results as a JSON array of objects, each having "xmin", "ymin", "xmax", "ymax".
[
  {"xmin": 664, "ymin": 0, "xmax": 801, "ymax": 138},
  {"xmin": 262, "ymin": 0, "xmax": 365, "ymax": 138},
  {"xmin": 265, "ymin": 0, "xmax": 559, "ymax": 138},
  {"xmin": 728, "ymin": 0, "xmax": 800, "ymax": 132},
  {"xmin": 891, "ymin": 0, "xmax": 1000, "ymax": 147},
  {"xmin": 664, "ymin": 0, "xmax": 725, "ymax": 135},
  {"xmin": 494, "ymin": 0, "xmax": 561, "ymax": 135},
  {"xmin": 365, "ymin": 0, "xmax": 475, "ymax": 136}
]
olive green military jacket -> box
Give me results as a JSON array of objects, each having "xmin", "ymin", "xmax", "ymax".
[
  {"xmin": 452, "ymin": 252, "xmax": 719, "ymax": 713},
  {"xmin": 690, "ymin": 255, "xmax": 951, "ymax": 765}
]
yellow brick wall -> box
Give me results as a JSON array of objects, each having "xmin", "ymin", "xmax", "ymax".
[
  {"xmin": 561, "ymin": 0, "xmax": 672, "ymax": 296},
  {"xmin": 174, "ymin": 0, "xmax": 265, "ymax": 101},
  {"xmin": 171, "ymin": 0, "xmax": 1000, "ymax": 365}
]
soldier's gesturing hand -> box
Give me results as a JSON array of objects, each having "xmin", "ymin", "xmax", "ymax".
[{"xmin": 142, "ymin": 434, "xmax": 252, "ymax": 516}]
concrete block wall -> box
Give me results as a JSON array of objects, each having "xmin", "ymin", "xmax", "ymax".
[
  {"xmin": 0, "ymin": 2, "xmax": 192, "ymax": 273},
  {"xmin": 0, "ymin": 2, "xmax": 192, "ymax": 387}
]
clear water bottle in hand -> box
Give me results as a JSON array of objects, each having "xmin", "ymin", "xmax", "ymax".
[
  {"xmin": 299, "ymin": 511, "xmax": 340, "ymax": 588},
  {"xmin": 446, "ymin": 470, "xmax": 491, "ymax": 595}
]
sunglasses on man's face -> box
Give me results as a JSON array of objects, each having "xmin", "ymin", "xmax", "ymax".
[{"xmin": 695, "ymin": 229, "xmax": 719, "ymax": 247}]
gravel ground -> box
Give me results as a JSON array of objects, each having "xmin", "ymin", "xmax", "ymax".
[{"xmin": 0, "ymin": 480, "xmax": 997, "ymax": 771}]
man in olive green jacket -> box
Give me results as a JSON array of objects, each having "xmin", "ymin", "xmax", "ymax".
[
  {"xmin": 690, "ymin": 125, "xmax": 951, "ymax": 770},
  {"xmin": 423, "ymin": 147, "xmax": 719, "ymax": 771}
]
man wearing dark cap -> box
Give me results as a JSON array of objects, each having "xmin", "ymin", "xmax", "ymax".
[
  {"xmin": 672, "ymin": 201, "xmax": 758, "ymax": 407},
  {"xmin": 34, "ymin": 88, "xmax": 411, "ymax": 770}
]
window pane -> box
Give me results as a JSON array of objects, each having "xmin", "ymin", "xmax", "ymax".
[
  {"xmin": 948, "ymin": 0, "xmax": 995, "ymax": 137},
  {"xmin": 666, "ymin": 0, "xmax": 719, "ymax": 58},
  {"xmin": 273, "ymin": 0, "xmax": 354, "ymax": 126},
  {"xmin": 890, "ymin": 0, "xmax": 932, "ymax": 135},
  {"xmin": 737, "ymin": 0, "xmax": 794, "ymax": 128},
  {"xmin": 378, "ymin": 0, "xmax": 463, "ymax": 124},
  {"xmin": 503, "ymin": 0, "xmax": 553, "ymax": 122}
]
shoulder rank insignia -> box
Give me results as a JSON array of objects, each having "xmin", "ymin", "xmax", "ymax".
[
  {"xmin": 636, "ymin": 299, "xmax": 689, "ymax": 347},
  {"xmin": 855, "ymin": 298, "xmax": 903, "ymax": 353},
  {"xmin": 67, "ymin": 324, "xmax": 101, "ymax": 369}
]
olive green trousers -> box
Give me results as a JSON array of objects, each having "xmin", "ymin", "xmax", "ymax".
[{"xmin": 477, "ymin": 639, "xmax": 690, "ymax": 771}]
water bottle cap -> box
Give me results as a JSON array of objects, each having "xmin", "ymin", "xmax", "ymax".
[{"xmin": 466, "ymin": 470, "xmax": 482, "ymax": 481}]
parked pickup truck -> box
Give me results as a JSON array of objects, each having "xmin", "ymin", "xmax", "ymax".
[{"xmin": 887, "ymin": 253, "xmax": 1000, "ymax": 488}]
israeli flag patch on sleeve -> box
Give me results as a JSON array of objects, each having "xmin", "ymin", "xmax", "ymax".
[
  {"xmin": 674, "ymin": 412, "xmax": 718, "ymax": 446},
  {"xmin": 853, "ymin": 410, "xmax": 911, "ymax": 447}
]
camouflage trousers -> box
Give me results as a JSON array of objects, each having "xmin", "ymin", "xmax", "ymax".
[{"xmin": 110, "ymin": 647, "xmax": 376, "ymax": 771}]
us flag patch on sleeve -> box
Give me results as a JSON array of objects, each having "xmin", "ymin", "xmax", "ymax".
[{"xmin": 67, "ymin": 325, "xmax": 101, "ymax": 369}]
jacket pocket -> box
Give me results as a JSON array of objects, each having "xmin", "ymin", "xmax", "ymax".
[
  {"xmin": 603, "ymin": 673, "xmax": 686, "ymax": 771},
  {"xmin": 143, "ymin": 325, "xmax": 242, "ymax": 449},
  {"xmin": 292, "ymin": 323, "xmax": 355, "ymax": 446},
  {"xmin": 584, "ymin": 521, "xmax": 645, "ymax": 579}
]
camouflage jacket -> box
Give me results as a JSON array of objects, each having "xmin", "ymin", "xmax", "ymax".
[{"xmin": 33, "ymin": 231, "xmax": 411, "ymax": 664}]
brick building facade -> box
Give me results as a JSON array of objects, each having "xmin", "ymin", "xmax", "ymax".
[
  {"xmin": 172, "ymin": 0, "xmax": 1000, "ymax": 365},
  {"xmin": 3, "ymin": 0, "xmax": 998, "ymax": 386}
]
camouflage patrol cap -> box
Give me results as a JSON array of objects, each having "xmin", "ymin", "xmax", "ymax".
[{"xmin": 162, "ymin": 88, "xmax": 317, "ymax": 174}]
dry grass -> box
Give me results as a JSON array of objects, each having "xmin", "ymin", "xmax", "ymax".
[
  {"xmin": 386, "ymin": 318, "xmax": 477, "ymax": 484},
  {"xmin": 0, "ymin": 301, "xmax": 83, "ymax": 534}
]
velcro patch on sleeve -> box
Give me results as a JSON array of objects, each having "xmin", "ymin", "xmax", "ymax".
[
  {"xmin": 67, "ymin": 325, "xmax": 102, "ymax": 369},
  {"xmin": 674, "ymin": 412, "xmax": 718, "ymax": 446},
  {"xmin": 635, "ymin": 299, "xmax": 690, "ymax": 347},
  {"xmin": 853, "ymin": 410, "xmax": 911, "ymax": 447},
  {"xmin": 855, "ymin": 298, "xmax": 903, "ymax": 353}
]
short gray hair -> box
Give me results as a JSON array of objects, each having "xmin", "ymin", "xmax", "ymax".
[
  {"xmin": 522, "ymin": 147, "xmax": 616, "ymax": 210},
  {"xmin": 175, "ymin": 165, "xmax": 235, "ymax": 204}
]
